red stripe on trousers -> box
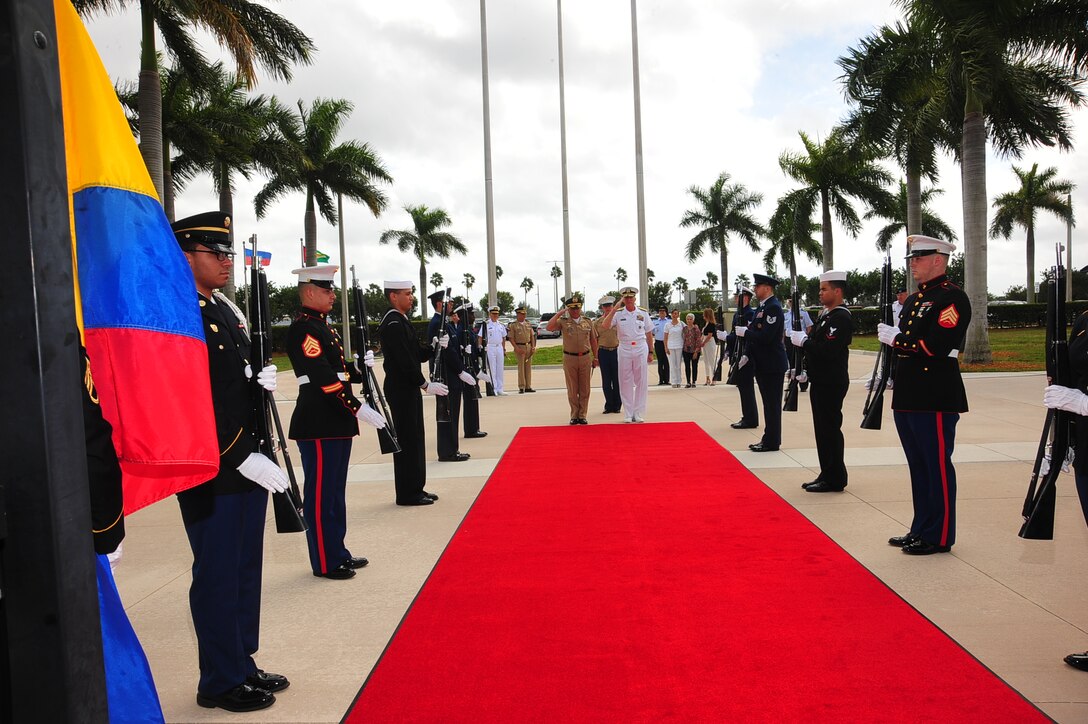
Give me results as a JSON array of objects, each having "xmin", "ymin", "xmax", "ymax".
[
  {"xmin": 936, "ymin": 412, "xmax": 950, "ymax": 546},
  {"xmin": 315, "ymin": 441, "xmax": 327, "ymax": 572}
]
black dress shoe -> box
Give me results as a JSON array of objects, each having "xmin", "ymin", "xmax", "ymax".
[
  {"xmin": 313, "ymin": 563, "xmax": 355, "ymax": 580},
  {"xmin": 801, "ymin": 480, "xmax": 823, "ymax": 490},
  {"xmin": 570, "ymin": 418, "xmax": 579, "ymax": 425},
  {"xmin": 888, "ymin": 534, "xmax": 918, "ymax": 547},
  {"xmin": 1063, "ymin": 651, "xmax": 1088, "ymax": 672},
  {"xmin": 748, "ymin": 443, "xmax": 779, "ymax": 452},
  {"xmin": 804, "ymin": 481, "xmax": 846, "ymax": 493},
  {"xmin": 246, "ymin": 669, "xmax": 289, "ymax": 693},
  {"xmin": 396, "ymin": 495, "xmax": 434, "ymax": 506},
  {"xmin": 466, "ymin": 431, "xmax": 488, "ymax": 438},
  {"xmin": 423, "ymin": 491, "xmax": 439, "ymax": 501},
  {"xmin": 197, "ymin": 683, "xmax": 275, "ymax": 712},
  {"xmin": 519, "ymin": 389, "xmax": 525, "ymax": 393},
  {"xmin": 577, "ymin": 418, "xmax": 588, "ymax": 425},
  {"xmin": 901, "ymin": 539, "xmax": 952, "ymax": 555},
  {"xmin": 731, "ymin": 421, "xmax": 758, "ymax": 429},
  {"xmin": 438, "ymin": 452, "xmax": 471, "ymax": 462},
  {"xmin": 345, "ymin": 556, "xmax": 369, "ymax": 569},
  {"xmin": 525, "ymin": 388, "xmax": 536, "ymax": 393}
]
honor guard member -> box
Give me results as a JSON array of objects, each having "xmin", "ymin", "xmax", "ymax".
[
  {"xmin": 790, "ymin": 271, "xmax": 854, "ymax": 492},
  {"xmin": 287, "ymin": 264, "xmax": 386, "ymax": 580},
  {"xmin": 653, "ymin": 307, "xmax": 671, "ymax": 385},
  {"xmin": 480, "ymin": 306, "xmax": 509, "ymax": 395},
  {"xmin": 428, "ymin": 290, "xmax": 479, "ymax": 461},
  {"xmin": 595, "ymin": 296, "xmax": 622, "ymax": 413},
  {"xmin": 718, "ymin": 286, "xmax": 758, "ymax": 428},
  {"xmin": 378, "ymin": 281, "xmax": 449, "ymax": 505},
  {"xmin": 877, "ymin": 235, "xmax": 970, "ymax": 555},
  {"xmin": 174, "ymin": 212, "xmax": 290, "ymax": 712},
  {"xmin": 508, "ymin": 305, "xmax": 537, "ymax": 393},
  {"xmin": 740, "ymin": 273, "xmax": 788, "ymax": 451},
  {"xmin": 600, "ymin": 286, "xmax": 654, "ymax": 422},
  {"xmin": 546, "ymin": 293, "xmax": 598, "ymax": 424},
  {"xmin": 455, "ymin": 303, "xmax": 489, "ymax": 438}
]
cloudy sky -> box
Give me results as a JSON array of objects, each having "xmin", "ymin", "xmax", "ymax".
[{"xmin": 83, "ymin": 0, "xmax": 1087, "ymax": 309}]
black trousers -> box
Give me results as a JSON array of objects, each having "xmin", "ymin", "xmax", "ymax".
[
  {"xmin": 682, "ymin": 351, "xmax": 698, "ymax": 385},
  {"xmin": 598, "ymin": 348, "xmax": 621, "ymax": 412},
  {"xmin": 436, "ymin": 377, "xmax": 463, "ymax": 458},
  {"xmin": 462, "ymin": 383, "xmax": 482, "ymax": 435},
  {"xmin": 654, "ymin": 340, "xmax": 669, "ymax": 383},
  {"xmin": 810, "ymin": 380, "xmax": 848, "ymax": 486},
  {"xmin": 736, "ymin": 370, "xmax": 759, "ymax": 425},
  {"xmin": 755, "ymin": 371, "xmax": 784, "ymax": 447},
  {"xmin": 385, "ymin": 385, "xmax": 427, "ymax": 502}
]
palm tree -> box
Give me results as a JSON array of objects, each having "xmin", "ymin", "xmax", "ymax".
[
  {"xmin": 680, "ymin": 172, "xmax": 764, "ymax": 303},
  {"xmin": 463, "ymin": 272, "xmax": 476, "ymax": 301},
  {"xmin": 703, "ymin": 271, "xmax": 719, "ymax": 290},
  {"xmin": 898, "ymin": 0, "xmax": 1088, "ymax": 362},
  {"xmin": 520, "ymin": 277, "xmax": 534, "ymax": 306},
  {"xmin": 495, "ymin": 266, "xmax": 504, "ymax": 280},
  {"xmin": 379, "ymin": 205, "xmax": 467, "ymax": 319},
  {"xmin": 73, "ymin": 0, "xmax": 314, "ymax": 202},
  {"xmin": 865, "ymin": 181, "xmax": 958, "ymax": 253},
  {"xmin": 430, "ymin": 272, "xmax": 444, "ymax": 293},
  {"xmin": 764, "ymin": 190, "xmax": 823, "ymax": 286},
  {"xmin": 550, "ymin": 265, "xmax": 563, "ymax": 309},
  {"xmin": 990, "ymin": 163, "xmax": 1075, "ymax": 303},
  {"xmin": 672, "ymin": 277, "xmax": 689, "ymax": 306},
  {"xmin": 255, "ymin": 98, "xmax": 393, "ymax": 267},
  {"xmin": 778, "ymin": 128, "xmax": 895, "ymax": 271},
  {"xmin": 615, "ymin": 268, "xmax": 628, "ymax": 288},
  {"xmin": 647, "ymin": 268, "xmax": 655, "ymax": 283}
]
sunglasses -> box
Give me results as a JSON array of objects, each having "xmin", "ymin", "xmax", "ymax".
[{"xmin": 190, "ymin": 249, "xmax": 234, "ymax": 262}]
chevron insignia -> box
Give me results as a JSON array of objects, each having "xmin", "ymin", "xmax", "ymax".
[
  {"xmin": 938, "ymin": 304, "xmax": 959, "ymax": 329},
  {"xmin": 302, "ymin": 334, "xmax": 322, "ymax": 358}
]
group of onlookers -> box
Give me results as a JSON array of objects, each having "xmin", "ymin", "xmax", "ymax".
[{"xmin": 652, "ymin": 307, "xmax": 728, "ymax": 388}]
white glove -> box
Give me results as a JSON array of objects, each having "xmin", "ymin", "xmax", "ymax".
[
  {"xmin": 362, "ymin": 350, "xmax": 376, "ymax": 368},
  {"xmin": 107, "ymin": 542, "xmax": 123, "ymax": 571},
  {"xmin": 425, "ymin": 381, "xmax": 449, "ymax": 396},
  {"xmin": 357, "ymin": 404, "xmax": 387, "ymax": 429},
  {"xmin": 735, "ymin": 326, "xmax": 747, "ymax": 338},
  {"xmin": 237, "ymin": 452, "xmax": 289, "ymax": 493},
  {"xmin": 432, "ymin": 334, "xmax": 449, "ymax": 349},
  {"xmin": 789, "ymin": 330, "xmax": 807, "ymax": 347},
  {"xmin": 464, "ymin": 345, "xmax": 473, "ymax": 354},
  {"xmin": 477, "ymin": 371, "xmax": 491, "ymax": 384},
  {"xmin": 256, "ymin": 364, "xmax": 278, "ymax": 391},
  {"xmin": 876, "ymin": 323, "xmax": 899, "ymax": 347},
  {"xmin": 796, "ymin": 372, "xmax": 808, "ymax": 384},
  {"xmin": 458, "ymin": 370, "xmax": 477, "ymax": 386},
  {"xmin": 737, "ymin": 355, "xmax": 749, "ymax": 369},
  {"xmin": 716, "ymin": 330, "xmax": 728, "ymax": 341},
  {"xmin": 1043, "ymin": 385, "xmax": 1088, "ymax": 416}
]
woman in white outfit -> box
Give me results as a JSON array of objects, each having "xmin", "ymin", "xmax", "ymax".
[
  {"xmin": 699, "ymin": 307, "xmax": 718, "ymax": 385},
  {"xmin": 663, "ymin": 309, "xmax": 685, "ymax": 387}
]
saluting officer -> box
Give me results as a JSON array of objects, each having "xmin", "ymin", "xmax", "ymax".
[
  {"xmin": 877, "ymin": 235, "xmax": 970, "ymax": 555},
  {"xmin": 480, "ymin": 305, "xmax": 508, "ymax": 395},
  {"xmin": 600, "ymin": 286, "xmax": 654, "ymax": 423},
  {"xmin": 428, "ymin": 290, "xmax": 478, "ymax": 461},
  {"xmin": 174, "ymin": 212, "xmax": 289, "ymax": 712},
  {"xmin": 790, "ymin": 270, "xmax": 853, "ymax": 492},
  {"xmin": 594, "ymin": 296, "xmax": 622, "ymax": 414},
  {"xmin": 508, "ymin": 305, "xmax": 537, "ymax": 393},
  {"xmin": 546, "ymin": 293, "xmax": 598, "ymax": 424},
  {"xmin": 739, "ymin": 273, "xmax": 788, "ymax": 451},
  {"xmin": 454, "ymin": 303, "xmax": 488, "ymax": 439},
  {"xmin": 378, "ymin": 281, "xmax": 449, "ymax": 506},
  {"xmin": 287, "ymin": 264, "xmax": 386, "ymax": 580},
  {"xmin": 718, "ymin": 286, "xmax": 758, "ymax": 428}
]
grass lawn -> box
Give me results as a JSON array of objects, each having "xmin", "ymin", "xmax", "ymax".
[{"xmin": 851, "ymin": 327, "xmax": 1045, "ymax": 373}]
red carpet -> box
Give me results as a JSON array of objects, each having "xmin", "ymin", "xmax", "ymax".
[{"xmin": 346, "ymin": 422, "xmax": 1044, "ymax": 723}]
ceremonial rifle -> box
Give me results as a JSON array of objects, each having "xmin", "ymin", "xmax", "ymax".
[
  {"xmin": 725, "ymin": 293, "xmax": 746, "ymax": 385},
  {"xmin": 349, "ymin": 266, "xmax": 400, "ymax": 454},
  {"xmin": 460, "ymin": 304, "xmax": 483, "ymax": 400},
  {"xmin": 861, "ymin": 255, "xmax": 894, "ymax": 430},
  {"xmin": 713, "ymin": 306, "xmax": 726, "ymax": 382},
  {"xmin": 1020, "ymin": 244, "xmax": 1071, "ymax": 540},
  {"xmin": 247, "ymin": 236, "xmax": 306, "ymax": 534},
  {"xmin": 432, "ymin": 287, "xmax": 452, "ymax": 422},
  {"xmin": 783, "ymin": 281, "xmax": 804, "ymax": 412}
]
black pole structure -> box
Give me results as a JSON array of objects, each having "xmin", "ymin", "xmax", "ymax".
[{"xmin": 0, "ymin": 0, "xmax": 109, "ymax": 721}]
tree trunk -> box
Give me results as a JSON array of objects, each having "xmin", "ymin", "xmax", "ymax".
[
  {"xmin": 820, "ymin": 189, "xmax": 833, "ymax": 271},
  {"xmin": 719, "ymin": 244, "xmax": 728, "ymax": 309},
  {"xmin": 220, "ymin": 165, "xmax": 236, "ymax": 301},
  {"xmin": 1025, "ymin": 223, "xmax": 1036, "ymax": 304},
  {"xmin": 905, "ymin": 171, "xmax": 922, "ymax": 236},
  {"xmin": 961, "ymin": 110, "xmax": 992, "ymax": 364},
  {"xmin": 304, "ymin": 187, "xmax": 318, "ymax": 267},
  {"xmin": 161, "ymin": 138, "xmax": 174, "ymax": 221},
  {"xmin": 137, "ymin": 1, "xmax": 163, "ymax": 202},
  {"xmin": 418, "ymin": 250, "xmax": 427, "ymax": 320}
]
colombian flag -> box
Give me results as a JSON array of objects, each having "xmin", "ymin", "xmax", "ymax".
[{"xmin": 57, "ymin": 0, "xmax": 218, "ymax": 512}]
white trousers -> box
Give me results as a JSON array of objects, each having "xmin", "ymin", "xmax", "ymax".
[
  {"xmin": 618, "ymin": 345, "xmax": 649, "ymax": 418},
  {"xmin": 667, "ymin": 348, "xmax": 684, "ymax": 385},
  {"xmin": 486, "ymin": 346, "xmax": 505, "ymax": 392},
  {"xmin": 701, "ymin": 339, "xmax": 717, "ymax": 379}
]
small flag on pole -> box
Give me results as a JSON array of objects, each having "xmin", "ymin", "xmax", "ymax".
[
  {"xmin": 315, "ymin": 249, "xmax": 330, "ymax": 263},
  {"xmin": 244, "ymin": 248, "xmax": 272, "ymax": 267}
]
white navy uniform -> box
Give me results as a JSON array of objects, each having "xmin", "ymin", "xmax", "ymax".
[
  {"xmin": 612, "ymin": 305, "xmax": 653, "ymax": 420},
  {"xmin": 482, "ymin": 319, "xmax": 508, "ymax": 394}
]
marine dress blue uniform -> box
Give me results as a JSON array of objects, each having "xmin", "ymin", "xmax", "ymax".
[{"xmin": 745, "ymin": 279, "xmax": 788, "ymax": 450}]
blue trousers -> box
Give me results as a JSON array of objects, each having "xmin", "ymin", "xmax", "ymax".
[
  {"xmin": 894, "ymin": 411, "xmax": 958, "ymax": 547},
  {"xmin": 755, "ymin": 371, "xmax": 783, "ymax": 447},
  {"xmin": 177, "ymin": 486, "xmax": 268, "ymax": 696},
  {"xmin": 298, "ymin": 438, "xmax": 353, "ymax": 574},
  {"xmin": 598, "ymin": 348, "xmax": 621, "ymax": 412}
]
